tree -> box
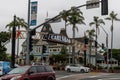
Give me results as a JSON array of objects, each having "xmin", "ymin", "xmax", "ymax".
[
  {"xmin": 0, "ymin": 31, "xmax": 11, "ymax": 60},
  {"xmin": 86, "ymin": 29, "xmax": 95, "ymax": 65},
  {"xmin": 60, "ymin": 10, "xmax": 69, "ymax": 31},
  {"xmin": 6, "ymin": 17, "xmax": 28, "ymax": 31},
  {"xmin": 6, "ymin": 16, "xmax": 28, "ymax": 62},
  {"xmin": 60, "ymin": 46, "xmax": 68, "ymax": 55},
  {"xmin": 89, "ymin": 16, "xmax": 105, "ymax": 67},
  {"xmin": 105, "ymin": 11, "xmax": 120, "ymax": 65},
  {"xmin": 112, "ymin": 49, "xmax": 120, "ymax": 64},
  {"xmin": 61, "ymin": 7, "xmax": 85, "ymax": 64}
]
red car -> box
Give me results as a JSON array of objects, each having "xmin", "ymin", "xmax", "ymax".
[{"xmin": 0, "ymin": 65, "xmax": 56, "ymax": 80}]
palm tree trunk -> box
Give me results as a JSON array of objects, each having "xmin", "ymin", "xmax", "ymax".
[
  {"xmin": 111, "ymin": 20, "xmax": 113, "ymax": 71},
  {"xmin": 95, "ymin": 25, "xmax": 98, "ymax": 69},
  {"xmin": 89, "ymin": 36, "xmax": 92, "ymax": 65},
  {"xmin": 65, "ymin": 21, "xmax": 67, "ymax": 31},
  {"xmin": 16, "ymin": 27, "xmax": 20, "ymax": 64},
  {"xmin": 72, "ymin": 24, "xmax": 75, "ymax": 64}
]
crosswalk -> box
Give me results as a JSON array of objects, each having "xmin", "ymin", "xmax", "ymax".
[{"xmin": 56, "ymin": 72, "xmax": 120, "ymax": 80}]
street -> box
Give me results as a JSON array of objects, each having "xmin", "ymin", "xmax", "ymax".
[{"xmin": 56, "ymin": 71, "xmax": 120, "ymax": 80}]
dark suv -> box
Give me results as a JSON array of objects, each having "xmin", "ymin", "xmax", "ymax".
[{"xmin": 0, "ymin": 65, "xmax": 56, "ymax": 80}]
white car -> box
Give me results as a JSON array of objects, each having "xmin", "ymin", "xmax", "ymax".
[{"xmin": 65, "ymin": 64, "xmax": 90, "ymax": 73}]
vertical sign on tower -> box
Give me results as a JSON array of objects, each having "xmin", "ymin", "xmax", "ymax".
[{"xmin": 30, "ymin": 1, "xmax": 38, "ymax": 26}]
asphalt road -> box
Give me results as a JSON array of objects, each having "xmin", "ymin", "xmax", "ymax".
[
  {"xmin": 55, "ymin": 70, "xmax": 80, "ymax": 78},
  {"xmin": 80, "ymin": 73, "xmax": 120, "ymax": 80},
  {"xmin": 55, "ymin": 71, "xmax": 120, "ymax": 80}
]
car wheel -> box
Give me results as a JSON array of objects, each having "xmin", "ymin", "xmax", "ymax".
[
  {"xmin": 24, "ymin": 79, "xmax": 29, "ymax": 80},
  {"xmin": 80, "ymin": 69, "xmax": 85, "ymax": 73},
  {"xmin": 67, "ymin": 69, "xmax": 71, "ymax": 72},
  {"xmin": 48, "ymin": 77, "xmax": 53, "ymax": 80}
]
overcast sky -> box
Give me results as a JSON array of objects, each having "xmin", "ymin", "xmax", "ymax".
[{"xmin": 0, "ymin": 0, "xmax": 120, "ymax": 53}]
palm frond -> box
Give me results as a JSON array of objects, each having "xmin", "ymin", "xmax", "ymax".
[
  {"xmin": 89, "ymin": 22, "xmax": 95, "ymax": 26},
  {"xmin": 105, "ymin": 17, "xmax": 111, "ymax": 20},
  {"xmin": 6, "ymin": 16, "xmax": 28, "ymax": 31},
  {"xmin": 98, "ymin": 19, "xmax": 105, "ymax": 25}
]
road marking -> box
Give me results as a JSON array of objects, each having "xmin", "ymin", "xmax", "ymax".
[
  {"xmin": 109, "ymin": 78, "xmax": 120, "ymax": 80},
  {"xmin": 56, "ymin": 74, "xmax": 76, "ymax": 80},
  {"xmin": 97, "ymin": 79, "xmax": 103, "ymax": 80},
  {"xmin": 89, "ymin": 76, "xmax": 98, "ymax": 78}
]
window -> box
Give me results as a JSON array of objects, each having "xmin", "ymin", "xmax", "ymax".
[
  {"xmin": 29, "ymin": 66, "xmax": 37, "ymax": 73},
  {"xmin": 36, "ymin": 66, "xmax": 46, "ymax": 72},
  {"xmin": 45, "ymin": 66, "xmax": 53, "ymax": 72},
  {"xmin": 53, "ymin": 49, "xmax": 57, "ymax": 51}
]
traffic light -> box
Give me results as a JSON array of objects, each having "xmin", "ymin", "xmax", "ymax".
[
  {"xmin": 42, "ymin": 45, "xmax": 47, "ymax": 53},
  {"xmin": 30, "ymin": 55, "xmax": 34, "ymax": 60},
  {"xmin": 108, "ymin": 49, "xmax": 111, "ymax": 59},
  {"xmin": 29, "ymin": 29, "xmax": 36, "ymax": 52},
  {"xmin": 101, "ymin": 0, "xmax": 108, "ymax": 15},
  {"xmin": 95, "ymin": 41, "xmax": 97, "ymax": 47},
  {"xmin": 102, "ymin": 43, "xmax": 104, "ymax": 49},
  {"xmin": 29, "ymin": 35, "xmax": 33, "ymax": 52},
  {"xmin": 84, "ymin": 38, "xmax": 89, "ymax": 44}
]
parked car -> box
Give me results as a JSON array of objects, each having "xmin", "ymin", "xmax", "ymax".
[
  {"xmin": 0, "ymin": 65, "xmax": 56, "ymax": 80},
  {"xmin": 0, "ymin": 61, "xmax": 11, "ymax": 76},
  {"xmin": 0, "ymin": 61, "xmax": 21, "ymax": 76},
  {"xmin": 65, "ymin": 64, "xmax": 90, "ymax": 73}
]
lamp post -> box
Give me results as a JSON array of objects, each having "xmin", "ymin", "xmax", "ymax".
[
  {"xmin": 100, "ymin": 26, "xmax": 109, "ymax": 72},
  {"xmin": 26, "ymin": 0, "xmax": 31, "ymax": 65}
]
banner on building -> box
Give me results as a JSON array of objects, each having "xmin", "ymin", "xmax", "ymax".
[{"xmin": 30, "ymin": 1, "xmax": 38, "ymax": 26}]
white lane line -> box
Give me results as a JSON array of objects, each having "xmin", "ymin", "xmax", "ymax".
[
  {"xmin": 109, "ymin": 78, "xmax": 120, "ymax": 80},
  {"xmin": 56, "ymin": 74, "xmax": 77, "ymax": 80},
  {"xmin": 89, "ymin": 76, "xmax": 98, "ymax": 78}
]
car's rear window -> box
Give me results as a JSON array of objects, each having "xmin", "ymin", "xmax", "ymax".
[{"xmin": 45, "ymin": 66, "xmax": 54, "ymax": 72}]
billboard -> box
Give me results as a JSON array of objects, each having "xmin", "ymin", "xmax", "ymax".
[{"xmin": 30, "ymin": 1, "xmax": 38, "ymax": 26}]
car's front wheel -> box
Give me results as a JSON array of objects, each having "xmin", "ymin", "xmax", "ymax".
[
  {"xmin": 80, "ymin": 69, "xmax": 85, "ymax": 73},
  {"xmin": 67, "ymin": 68, "xmax": 71, "ymax": 72},
  {"xmin": 48, "ymin": 77, "xmax": 53, "ymax": 80}
]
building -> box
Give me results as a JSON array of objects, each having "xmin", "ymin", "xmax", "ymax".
[{"xmin": 20, "ymin": 23, "xmax": 96, "ymax": 66}]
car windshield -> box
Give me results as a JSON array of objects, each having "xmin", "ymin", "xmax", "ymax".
[
  {"xmin": 75, "ymin": 64, "xmax": 82, "ymax": 67},
  {"xmin": 69, "ymin": 64, "xmax": 82, "ymax": 67},
  {"xmin": 8, "ymin": 66, "xmax": 30, "ymax": 74}
]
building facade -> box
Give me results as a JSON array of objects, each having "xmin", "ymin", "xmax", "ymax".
[{"xmin": 21, "ymin": 23, "xmax": 96, "ymax": 66}]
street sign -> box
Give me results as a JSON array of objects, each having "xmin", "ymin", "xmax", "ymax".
[{"xmin": 86, "ymin": 0, "xmax": 100, "ymax": 9}]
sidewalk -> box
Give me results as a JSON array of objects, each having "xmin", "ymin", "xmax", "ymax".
[{"xmin": 56, "ymin": 72, "xmax": 112, "ymax": 80}]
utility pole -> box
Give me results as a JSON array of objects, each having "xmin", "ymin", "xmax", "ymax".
[
  {"xmin": 26, "ymin": 0, "xmax": 30, "ymax": 65},
  {"xmin": 11, "ymin": 15, "xmax": 16, "ymax": 68}
]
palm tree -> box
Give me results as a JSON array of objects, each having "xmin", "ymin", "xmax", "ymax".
[
  {"xmin": 105, "ymin": 11, "xmax": 120, "ymax": 69},
  {"xmin": 6, "ymin": 16, "xmax": 28, "ymax": 63},
  {"xmin": 86, "ymin": 29, "xmax": 95, "ymax": 65},
  {"xmin": 67, "ymin": 6, "xmax": 85, "ymax": 64},
  {"xmin": 6, "ymin": 17, "xmax": 28, "ymax": 31},
  {"xmin": 60, "ymin": 10, "xmax": 69, "ymax": 31},
  {"xmin": 89, "ymin": 16, "xmax": 105, "ymax": 67}
]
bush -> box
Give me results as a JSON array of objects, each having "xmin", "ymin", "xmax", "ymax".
[{"xmin": 114, "ymin": 66, "xmax": 120, "ymax": 69}]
